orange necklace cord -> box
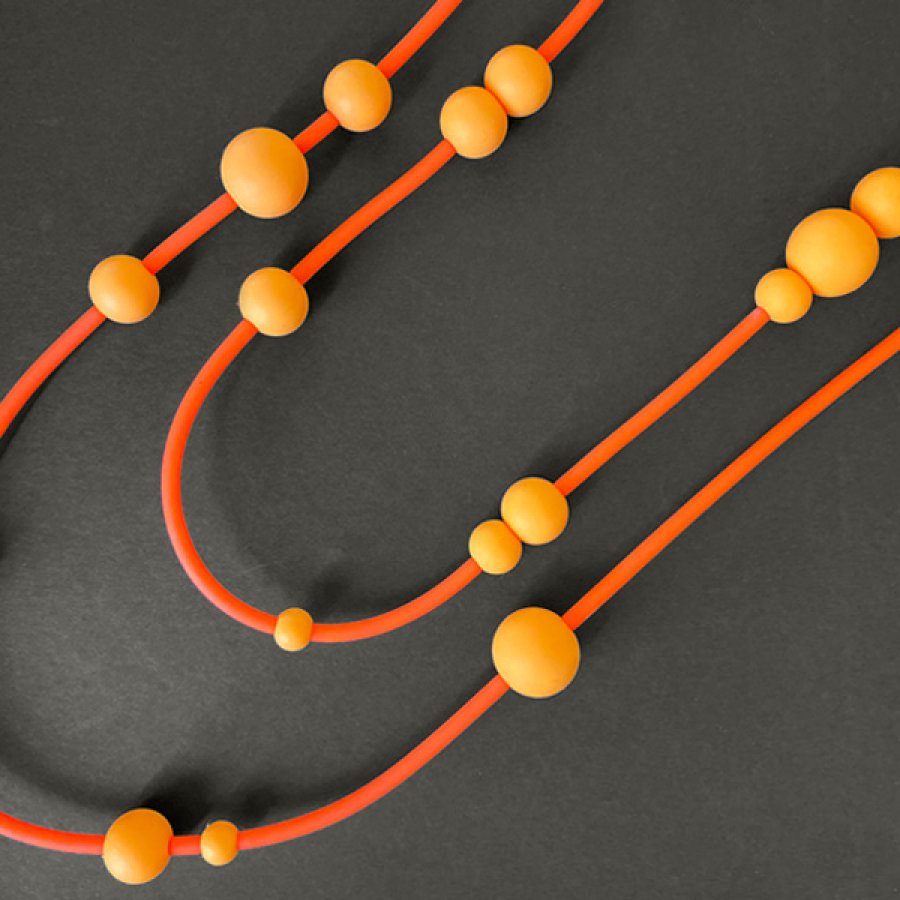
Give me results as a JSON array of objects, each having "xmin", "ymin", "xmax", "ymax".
[
  {"xmin": 165, "ymin": 306, "xmax": 766, "ymax": 641},
  {"xmin": 0, "ymin": 0, "xmax": 463, "ymax": 445},
  {"xmin": 191, "ymin": 320, "xmax": 900, "ymax": 856},
  {"xmin": 2, "ymin": 318, "xmax": 897, "ymax": 858}
]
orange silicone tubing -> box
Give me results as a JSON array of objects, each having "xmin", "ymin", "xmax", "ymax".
[
  {"xmin": 170, "ymin": 0, "xmax": 778, "ymax": 643},
  {"xmin": 163, "ymin": 306, "xmax": 765, "ymax": 638},
  {"xmin": 5, "ymin": 311, "xmax": 898, "ymax": 859},
  {"xmin": 0, "ymin": 0, "xmax": 463, "ymax": 444}
]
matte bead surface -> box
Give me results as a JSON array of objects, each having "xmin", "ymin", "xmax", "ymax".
[
  {"xmin": 200, "ymin": 820, "xmax": 239, "ymax": 867},
  {"xmin": 238, "ymin": 267, "xmax": 309, "ymax": 337},
  {"xmin": 469, "ymin": 519, "xmax": 523, "ymax": 575},
  {"xmin": 440, "ymin": 87, "xmax": 508, "ymax": 159},
  {"xmin": 851, "ymin": 167, "xmax": 900, "ymax": 239},
  {"xmin": 221, "ymin": 127, "xmax": 309, "ymax": 219},
  {"xmin": 785, "ymin": 208, "xmax": 879, "ymax": 298},
  {"xmin": 88, "ymin": 255, "xmax": 160, "ymax": 324},
  {"xmin": 492, "ymin": 607, "xmax": 580, "ymax": 698},
  {"xmin": 500, "ymin": 477, "xmax": 569, "ymax": 546},
  {"xmin": 484, "ymin": 45, "xmax": 553, "ymax": 118},
  {"xmin": 274, "ymin": 608, "xmax": 314, "ymax": 651},
  {"xmin": 324, "ymin": 59, "xmax": 392, "ymax": 132},
  {"xmin": 102, "ymin": 809, "xmax": 173, "ymax": 885},
  {"xmin": 754, "ymin": 268, "xmax": 813, "ymax": 323}
]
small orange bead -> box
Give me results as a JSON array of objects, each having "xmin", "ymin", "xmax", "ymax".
[
  {"xmin": 323, "ymin": 59, "xmax": 392, "ymax": 133},
  {"xmin": 238, "ymin": 267, "xmax": 309, "ymax": 337},
  {"xmin": 484, "ymin": 45, "xmax": 553, "ymax": 118},
  {"xmin": 220, "ymin": 127, "xmax": 309, "ymax": 219},
  {"xmin": 492, "ymin": 607, "xmax": 580, "ymax": 699},
  {"xmin": 439, "ymin": 87, "xmax": 508, "ymax": 159},
  {"xmin": 851, "ymin": 167, "xmax": 900, "ymax": 239},
  {"xmin": 200, "ymin": 820, "xmax": 239, "ymax": 867},
  {"xmin": 469, "ymin": 519, "xmax": 523, "ymax": 575},
  {"xmin": 102, "ymin": 809, "xmax": 173, "ymax": 885},
  {"xmin": 274, "ymin": 607, "xmax": 314, "ymax": 651},
  {"xmin": 785, "ymin": 208, "xmax": 879, "ymax": 298},
  {"xmin": 754, "ymin": 268, "xmax": 813, "ymax": 324},
  {"xmin": 88, "ymin": 255, "xmax": 160, "ymax": 324},
  {"xmin": 500, "ymin": 477, "xmax": 569, "ymax": 546}
]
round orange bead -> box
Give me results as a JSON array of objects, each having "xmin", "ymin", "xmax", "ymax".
[
  {"xmin": 851, "ymin": 167, "xmax": 900, "ymax": 239},
  {"xmin": 220, "ymin": 127, "xmax": 309, "ymax": 219},
  {"xmin": 492, "ymin": 607, "xmax": 580, "ymax": 699},
  {"xmin": 484, "ymin": 45, "xmax": 553, "ymax": 118},
  {"xmin": 102, "ymin": 809, "xmax": 172, "ymax": 885},
  {"xmin": 439, "ymin": 87, "xmax": 508, "ymax": 159},
  {"xmin": 754, "ymin": 268, "xmax": 813, "ymax": 324},
  {"xmin": 88, "ymin": 255, "xmax": 160, "ymax": 324},
  {"xmin": 323, "ymin": 59, "xmax": 392, "ymax": 132},
  {"xmin": 500, "ymin": 477, "xmax": 569, "ymax": 546},
  {"xmin": 238, "ymin": 267, "xmax": 309, "ymax": 337},
  {"xmin": 785, "ymin": 208, "xmax": 879, "ymax": 298},
  {"xmin": 200, "ymin": 820, "xmax": 239, "ymax": 867},
  {"xmin": 469, "ymin": 519, "xmax": 523, "ymax": 575},
  {"xmin": 274, "ymin": 607, "xmax": 314, "ymax": 651}
]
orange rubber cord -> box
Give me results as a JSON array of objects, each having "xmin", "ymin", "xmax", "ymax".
[
  {"xmin": 226, "ymin": 318, "xmax": 900, "ymax": 856},
  {"xmin": 166, "ymin": 307, "xmax": 766, "ymax": 640},
  {"xmin": 555, "ymin": 307, "xmax": 770, "ymax": 495},
  {"xmin": 0, "ymin": 307, "xmax": 106, "ymax": 441},
  {"xmin": 5, "ymin": 320, "xmax": 899, "ymax": 856},
  {"xmin": 539, "ymin": 0, "xmax": 607, "ymax": 63},
  {"xmin": 142, "ymin": 0, "xmax": 463, "ymax": 274},
  {"xmin": 0, "ymin": 0, "xmax": 462, "ymax": 435}
]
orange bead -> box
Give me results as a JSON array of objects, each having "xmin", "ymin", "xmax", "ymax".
[
  {"xmin": 484, "ymin": 45, "xmax": 553, "ymax": 118},
  {"xmin": 102, "ymin": 809, "xmax": 173, "ymax": 885},
  {"xmin": 274, "ymin": 607, "xmax": 314, "ymax": 651},
  {"xmin": 851, "ymin": 167, "xmax": 900, "ymax": 239},
  {"xmin": 439, "ymin": 87, "xmax": 508, "ymax": 159},
  {"xmin": 469, "ymin": 519, "xmax": 523, "ymax": 575},
  {"xmin": 323, "ymin": 59, "xmax": 392, "ymax": 133},
  {"xmin": 500, "ymin": 477, "xmax": 569, "ymax": 546},
  {"xmin": 88, "ymin": 255, "xmax": 160, "ymax": 324},
  {"xmin": 220, "ymin": 127, "xmax": 309, "ymax": 219},
  {"xmin": 200, "ymin": 820, "xmax": 239, "ymax": 867},
  {"xmin": 785, "ymin": 208, "xmax": 879, "ymax": 298},
  {"xmin": 238, "ymin": 267, "xmax": 309, "ymax": 337},
  {"xmin": 492, "ymin": 607, "xmax": 580, "ymax": 698},
  {"xmin": 754, "ymin": 268, "xmax": 813, "ymax": 324}
]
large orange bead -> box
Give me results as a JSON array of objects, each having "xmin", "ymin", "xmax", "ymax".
[
  {"xmin": 324, "ymin": 59, "xmax": 392, "ymax": 132},
  {"xmin": 220, "ymin": 127, "xmax": 309, "ymax": 219},
  {"xmin": 785, "ymin": 208, "xmax": 879, "ymax": 298},
  {"xmin": 102, "ymin": 809, "xmax": 173, "ymax": 885},
  {"xmin": 200, "ymin": 820, "xmax": 239, "ymax": 867},
  {"xmin": 439, "ymin": 87, "xmax": 508, "ymax": 159},
  {"xmin": 500, "ymin": 477, "xmax": 569, "ymax": 546},
  {"xmin": 484, "ymin": 45, "xmax": 553, "ymax": 118},
  {"xmin": 851, "ymin": 167, "xmax": 900, "ymax": 239},
  {"xmin": 88, "ymin": 255, "xmax": 160, "ymax": 324},
  {"xmin": 238, "ymin": 267, "xmax": 309, "ymax": 337},
  {"xmin": 492, "ymin": 607, "xmax": 580, "ymax": 698}
]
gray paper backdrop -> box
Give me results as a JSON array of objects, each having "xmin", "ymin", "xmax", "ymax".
[{"xmin": 1, "ymin": 1, "xmax": 899, "ymax": 897}]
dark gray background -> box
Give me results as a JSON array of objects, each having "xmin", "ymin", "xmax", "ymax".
[{"xmin": 1, "ymin": 1, "xmax": 899, "ymax": 897}]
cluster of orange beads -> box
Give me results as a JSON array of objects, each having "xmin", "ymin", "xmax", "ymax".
[
  {"xmin": 755, "ymin": 167, "xmax": 900, "ymax": 322},
  {"xmin": 86, "ymin": 58, "xmax": 392, "ymax": 327}
]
